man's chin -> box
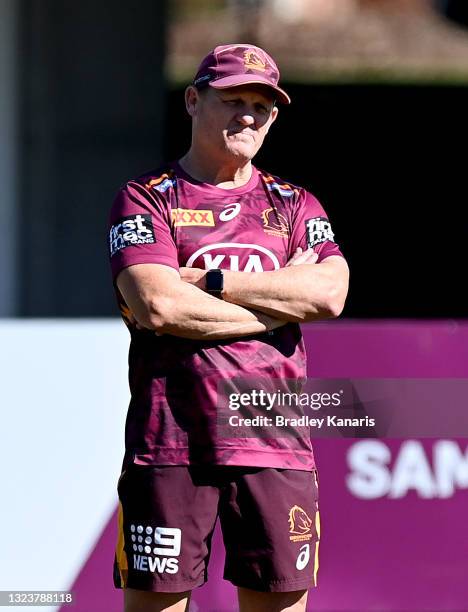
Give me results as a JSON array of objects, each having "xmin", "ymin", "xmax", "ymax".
[{"xmin": 224, "ymin": 144, "xmax": 256, "ymax": 162}]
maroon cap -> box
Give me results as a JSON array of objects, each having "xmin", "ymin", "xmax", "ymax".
[{"xmin": 193, "ymin": 44, "xmax": 291, "ymax": 105}]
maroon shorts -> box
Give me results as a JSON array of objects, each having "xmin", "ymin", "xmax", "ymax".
[{"xmin": 114, "ymin": 465, "xmax": 320, "ymax": 593}]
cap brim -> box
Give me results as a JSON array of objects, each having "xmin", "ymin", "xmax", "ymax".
[{"xmin": 209, "ymin": 74, "xmax": 291, "ymax": 105}]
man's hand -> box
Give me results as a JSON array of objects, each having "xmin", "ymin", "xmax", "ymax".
[
  {"xmin": 179, "ymin": 266, "xmax": 206, "ymax": 289},
  {"xmin": 285, "ymin": 247, "xmax": 319, "ymax": 267},
  {"xmin": 219, "ymin": 253, "xmax": 348, "ymax": 322}
]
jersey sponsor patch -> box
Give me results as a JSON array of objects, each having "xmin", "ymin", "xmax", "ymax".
[
  {"xmin": 186, "ymin": 242, "xmax": 280, "ymax": 272},
  {"xmin": 305, "ymin": 217, "xmax": 335, "ymax": 248},
  {"xmin": 109, "ymin": 214, "xmax": 155, "ymax": 257},
  {"xmin": 171, "ymin": 208, "xmax": 215, "ymax": 227}
]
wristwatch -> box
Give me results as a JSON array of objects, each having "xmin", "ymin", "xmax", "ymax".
[{"xmin": 206, "ymin": 269, "xmax": 224, "ymax": 297}]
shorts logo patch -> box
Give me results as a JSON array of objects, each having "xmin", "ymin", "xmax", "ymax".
[
  {"xmin": 109, "ymin": 214, "xmax": 155, "ymax": 256},
  {"xmin": 130, "ymin": 524, "xmax": 181, "ymax": 574},
  {"xmin": 172, "ymin": 208, "xmax": 215, "ymax": 227},
  {"xmin": 261, "ymin": 207, "xmax": 289, "ymax": 238},
  {"xmin": 288, "ymin": 505, "xmax": 313, "ymax": 542},
  {"xmin": 305, "ymin": 217, "xmax": 335, "ymax": 248},
  {"xmin": 296, "ymin": 544, "xmax": 310, "ymax": 571}
]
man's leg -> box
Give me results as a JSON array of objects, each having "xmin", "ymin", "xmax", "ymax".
[
  {"xmin": 124, "ymin": 587, "xmax": 191, "ymax": 612},
  {"xmin": 220, "ymin": 468, "xmax": 320, "ymax": 610},
  {"xmin": 114, "ymin": 466, "xmax": 220, "ymax": 606},
  {"xmin": 237, "ymin": 587, "xmax": 308, "ymax": 612}
]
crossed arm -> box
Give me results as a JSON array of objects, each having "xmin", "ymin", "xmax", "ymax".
[{"xmin": 116, "ymin": 248, "xmax": 349, "ymax": 340}]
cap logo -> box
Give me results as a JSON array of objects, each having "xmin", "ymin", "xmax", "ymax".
[
  {"xmin": 194, "ymin": 74, "xmax": 212, "ymax": 86},
  {"xmin": 243, "ymin": 49, "xmax": 266, "ymax": 72}
]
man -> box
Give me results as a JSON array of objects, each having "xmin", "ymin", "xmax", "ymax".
[{"xmin": 109, "ymin": 43, "xmax": 349, "ymax": 612}]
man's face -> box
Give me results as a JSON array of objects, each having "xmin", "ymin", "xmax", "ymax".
[{"xmin": 187, "ymin": 84, "xmax": 279, "ymax": 163}]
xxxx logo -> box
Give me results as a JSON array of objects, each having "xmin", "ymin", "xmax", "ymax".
[
  {"xmin": 288, "ymin": 505, "xmax": 313, "ymax": 542},
  {"xmin": 172, "ymin": 208, "xmax": 215, "ymax": 227}
]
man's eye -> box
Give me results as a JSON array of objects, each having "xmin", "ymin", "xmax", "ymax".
[{"xmin": 223, "ymin": 99, "xmax": 240, "ymax": 106}]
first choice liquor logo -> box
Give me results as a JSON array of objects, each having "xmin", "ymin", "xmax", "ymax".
[
  {"xmin": 305, "ymin": 217, "xmax": 335, "ymax": 248},
  {"xmin": 109, "ymin": 214, "xmax": 155, "ymax": 256}
]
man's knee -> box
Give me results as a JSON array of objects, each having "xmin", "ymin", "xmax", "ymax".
[
  {"xmin": 124, "ymin": 587, "xmax": 191, "ymax": 612},
  {"xmin": 237, "ymin": 586, "xmax": 308, "ymax": 612}
]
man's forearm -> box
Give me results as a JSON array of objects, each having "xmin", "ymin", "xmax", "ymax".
[
  {"xmin": 118, "ymin": 265, "xmax": 286, "ymax": 340},
  {"xmin": 221, "ymin": 258, "xmax": 349, "ymax": 322},
  {"xmin": 156, "ymin": 291, "xmax": 285, "ymax": 340}
]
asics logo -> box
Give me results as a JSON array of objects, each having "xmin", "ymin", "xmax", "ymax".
[
  {"xmin": 296, "ymin": 544, "xmax": 310, "ymax": 571},
  {"xmin": 219, "ymin": 203, "xmax": 241, "ymax": 222}
]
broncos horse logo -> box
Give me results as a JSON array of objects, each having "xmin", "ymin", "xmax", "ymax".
[
  {"xmin": 243, "ymin": 49, "xmax": 266, "ymax": 72},
  {"xmin": 288, "ymin": 505, "xmax": 313, "ymax": 536},
  {"xmin": 261, "ymin": 207, "xmax": 289, "ymax": 238}
]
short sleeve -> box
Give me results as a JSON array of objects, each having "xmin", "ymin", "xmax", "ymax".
[
  {"xmin": 108, "ymin": 181, "xmax": 179, "ymax": 281},
  {"xmin": 289, "ymin": 190, "xmax": 343, "ymax": 263}
]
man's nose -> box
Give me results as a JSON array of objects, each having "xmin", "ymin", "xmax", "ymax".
[{"xmin": 237, "ymin": 112, "xmax": 255, "ymax": 126}]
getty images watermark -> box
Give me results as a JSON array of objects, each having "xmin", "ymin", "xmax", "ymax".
[
  {"xmin": 216, "ymin": 378, "xmax": 468, "ymax": 439},
  {"xmin": 226, "ymin": 387, "xmax": 374, "ymax": 430}
]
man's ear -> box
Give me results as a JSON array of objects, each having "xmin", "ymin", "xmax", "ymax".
[
  {"xmin": 184, "ymin": 85, "xmax": 200, "ymax": 117},
  {"xmin": 265, "ymin": 106, "xmax": 279, "ymax": 132},
  {"xmin": 270, "ymin": 106, "xmax": 279, "ymax": 124}
]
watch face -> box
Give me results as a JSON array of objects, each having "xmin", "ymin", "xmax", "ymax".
[{"xmin": 206, "ymin": 269, "xmax": 223, "ymax": 292}]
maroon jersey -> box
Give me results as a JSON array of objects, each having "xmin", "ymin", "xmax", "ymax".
[{"xmin": 108, "ymin": 162, "xmax": 343, "ymax": 471}]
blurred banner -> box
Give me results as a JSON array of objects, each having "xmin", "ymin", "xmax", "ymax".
[
  {"xmin": 1, "ymin": 320, "xmax": 467, "ymax": 612},
  {"xmin": 2, "ymin": 0, "xmax": 466, "ymax": 320},
  {"xmin": 168, "ymin": 0, "xmax": 468, "ymax": 83}
]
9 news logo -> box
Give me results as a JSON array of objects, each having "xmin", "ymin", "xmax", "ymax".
[{"xmin": 130, "ymin": 524, "xmax": 181, "ymax": 574}]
